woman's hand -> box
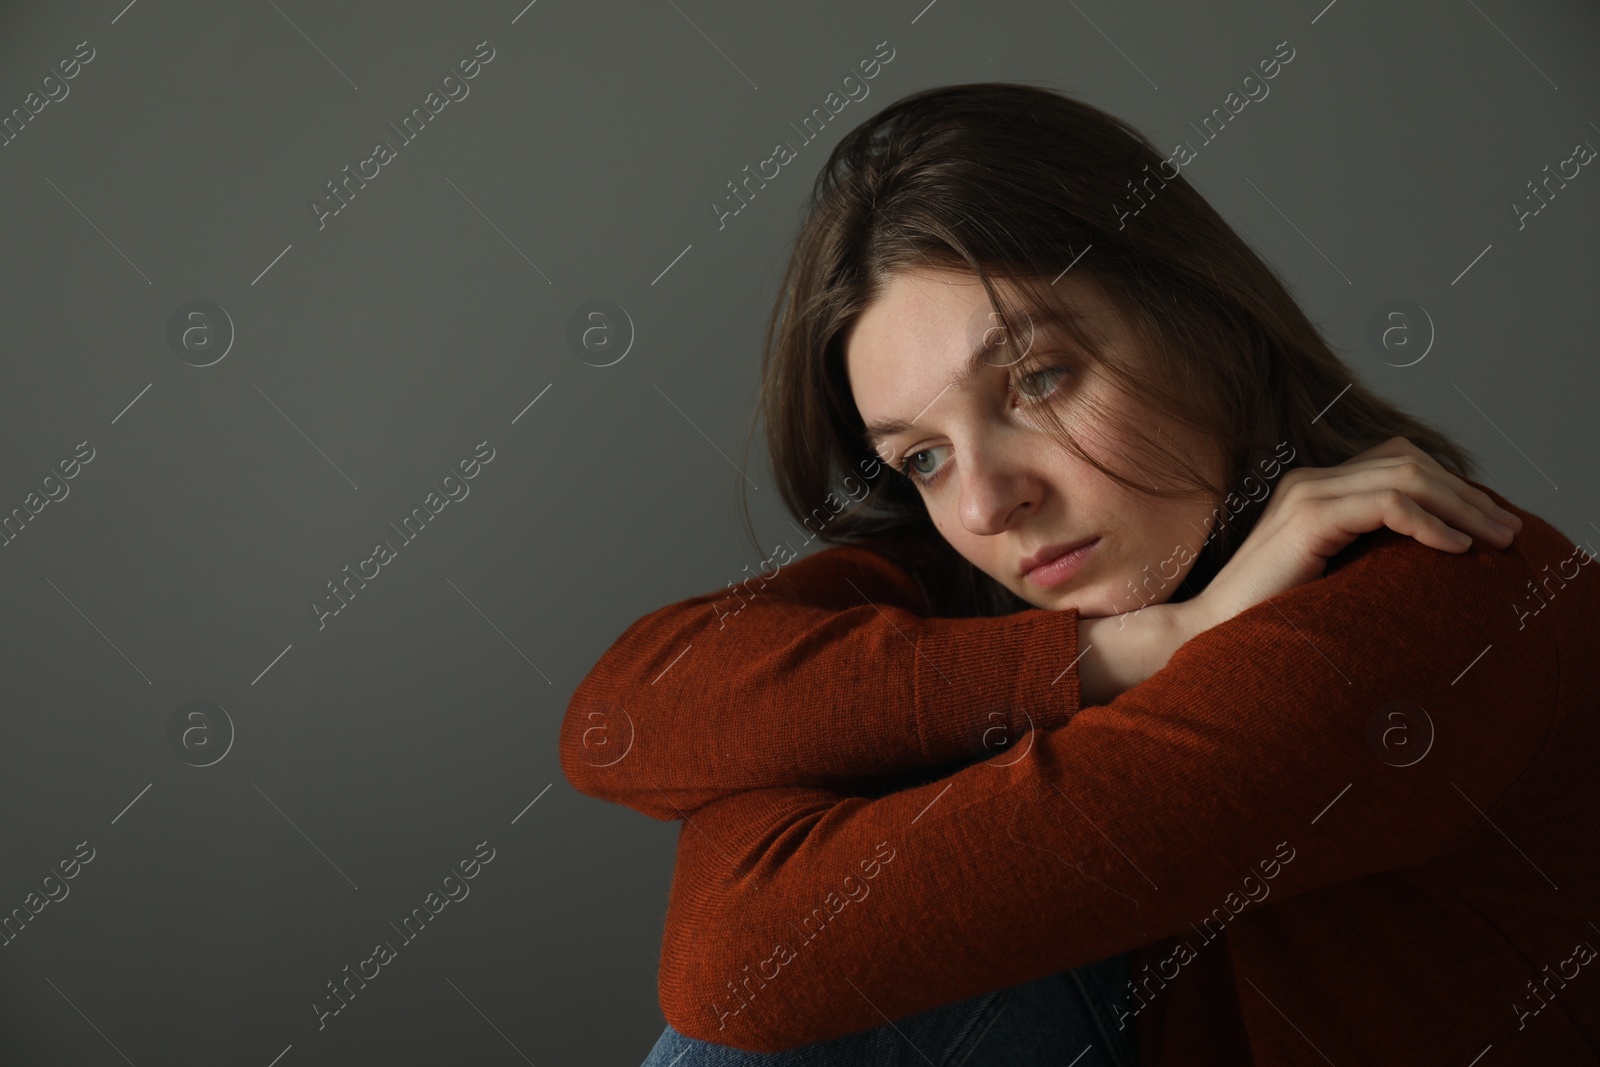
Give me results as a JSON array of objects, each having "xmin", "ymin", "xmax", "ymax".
[{"xmin": 1171, "ymin": 436, "xmax": 1523, "ymax": 644}]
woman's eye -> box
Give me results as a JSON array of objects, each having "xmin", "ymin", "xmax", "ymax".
[
  {"xmin": 1015, "ymin": 366, "xmax": 1068, "ymax": 400},
  {"xmin": 898, "ymin": 444, "xmax": 948, "ymax": 486},
  {"xmin": 893, "ymin": 364, "xmax": 1072, "ymax": 488}
]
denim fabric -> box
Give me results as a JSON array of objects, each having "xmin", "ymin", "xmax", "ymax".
[{"xmin": 641, "ymin": 953, "xmax": 1137, "ymax": 1067}]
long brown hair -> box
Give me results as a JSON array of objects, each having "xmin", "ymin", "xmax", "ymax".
[{"xmin": 738, "ymin": 82, "xmax": 1477, "ymax": 617}]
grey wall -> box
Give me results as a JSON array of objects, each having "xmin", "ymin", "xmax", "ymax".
[{"xmin": 0, "ymin": 0, "xmax": 1595, "ymax": 1063}]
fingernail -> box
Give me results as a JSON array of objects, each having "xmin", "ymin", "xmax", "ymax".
[
  {"xmin": 1495, "ymin": 507, "xmax": 1521, "ymax": 526},
  {"xmin": 1489, "ymin": 520, "xmax": 1513, "ymax": 536}
]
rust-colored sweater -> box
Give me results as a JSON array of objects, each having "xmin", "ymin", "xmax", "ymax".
[{"xmin": 560, "ymin": 481, "xmax": 1600, "ymax": 1065}]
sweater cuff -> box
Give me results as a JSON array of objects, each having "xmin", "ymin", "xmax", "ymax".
[{"xmin": 912, "ymin": 608, "xmax": 1081, "ymax": 767}]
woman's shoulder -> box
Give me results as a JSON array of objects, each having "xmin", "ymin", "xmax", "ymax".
[
  {"xmin": 1469, "ymin": 479, "xmax": 1597, "ymax": 584},
  {"xmin": 1450, "ymin": 479, "xmax": 1595, "ymax": 619},
  {"xmin": 1294, "ymin": 478, "xmax": 1598, "ymax": 703},
  {"xmin": 1472, "ymin": 481, "xmax": 1600, "ymax": 673},
  {"xmin": 1154, "ymin": 480, "xmax": 1578, "ymax": 774},
  {"xmin": 1322, "ymin": 479, "xmax": 1590, "ymax": 597}
]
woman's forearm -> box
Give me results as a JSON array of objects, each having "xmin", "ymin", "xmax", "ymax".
[
  {"xmin": 566, "ymin": 546, "xmax": 1192, "ymax": 821},
  {"xmin": 560, "ymin": 541, "xmax": 1084, "ymax": 819}
]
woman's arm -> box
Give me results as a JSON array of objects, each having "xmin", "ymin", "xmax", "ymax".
[
  {"xmin": 559, "ymin": 534, "xmax": 1184, "ymax": 820},
  {"xmin": 653, "ymin": 529, "xmax": 1552, "ymax": 1053},
  {"xmin": 563, "ymin": 444, "xmax": 1519, "ymax": 822}
]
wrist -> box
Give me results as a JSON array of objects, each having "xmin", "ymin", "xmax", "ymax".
[
  {"xmin": 1078, "ymin": 602, "xmax": 1190, "ymax": 706},
  {"xmin": 1162, "ymin": 597, "xmax": 1206, "ymax": 649}
]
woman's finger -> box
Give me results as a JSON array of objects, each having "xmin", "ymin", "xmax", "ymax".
[
  {"xmin": 1295, "ymin": 488, "xmax": 1472, "ymax": 560},
  {"xmin": 1382, "ymin": 490, "xmax": 1477, "ymax": 553},
  {"xmin": 1371, "ymin": 460, "xmax": 1518, "ymax": 545},
  {"xmin": 1338, "ymin": 438, "xmax": 1523, "ymax": 531},
  {"xmin": 1293, "ymin": 462, "xmax": 1517, "ymax": 548}
]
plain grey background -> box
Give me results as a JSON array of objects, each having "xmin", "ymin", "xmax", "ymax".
[{"xmin": 0, "ymin": 0, "xmax": 1596, "ymax": 1062}]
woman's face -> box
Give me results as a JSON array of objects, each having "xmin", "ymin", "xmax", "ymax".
[{"xmin": 845, "ymin": 267, "xmax": 1225, "ymax": 615}]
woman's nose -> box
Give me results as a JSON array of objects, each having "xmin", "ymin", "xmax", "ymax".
[{"xmin": 958, "ymin": 444, "xmax": 1038, "ymax": 535}]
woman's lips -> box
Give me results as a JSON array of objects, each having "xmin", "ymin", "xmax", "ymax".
[{"xmin": 1024, "ymin": 538, "xmax": 1100, "ymax": 589}]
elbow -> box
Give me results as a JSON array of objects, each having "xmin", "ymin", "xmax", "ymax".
[
  {"xmin": 658, "ymin": 925, "xmax": 795, "ymax": 1054},
  {"xmin": 559, "ymin": 670, "xmax": 645, "ymax": 807},
  {"xmin": 560, "ymin": 600, "xmax": 726, "ymax": 818},
  {"xmin": 558, "ymin": 673, "xmax": 612, "ymax": 800},
  {"xmin": 559, "ymin": 675, "xmax": 687, "ymax": 821},
  {"xmin": 655, "ymin": 803, "xmax": 847, "ymax": 1054},
  {"xmin": 558, "ymin": 600, "xmax": 704, "ymax": 801}
]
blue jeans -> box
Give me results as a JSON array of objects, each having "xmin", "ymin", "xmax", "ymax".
[{"xmin": 641, "ymin": 953, "xmax": 1137, "ymax": 1066}]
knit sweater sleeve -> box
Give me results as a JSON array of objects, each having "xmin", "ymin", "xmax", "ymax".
[
  {"xmin": 559, "ymin": 536, "xmax": 1081, "ymax": 821},
  {"xmin": 655, "ymin": 530, "xmax": 1557, "ymax": 1053}
]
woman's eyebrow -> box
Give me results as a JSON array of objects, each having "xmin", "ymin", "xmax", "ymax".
[
  {"xmin": 863, "ymin": 345, "xmax": 989, "ymax": 451},
  {"xmin": 863, "ymin": 310, "xmax": 1077, "ymax": 451}
]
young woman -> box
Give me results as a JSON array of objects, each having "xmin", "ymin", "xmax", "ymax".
[{"xmin": 560, "ymin": 84, "xmax": 1600, "ymax": 1065}]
